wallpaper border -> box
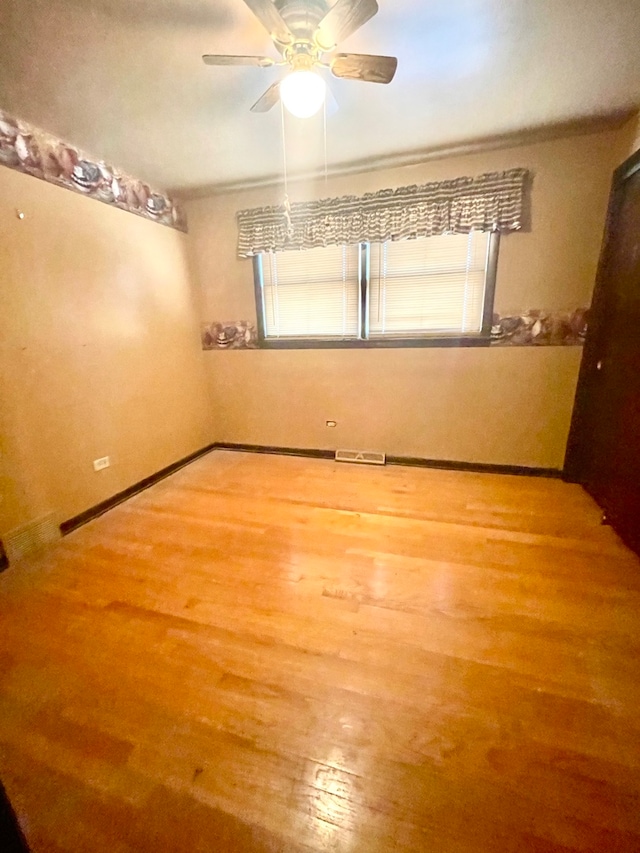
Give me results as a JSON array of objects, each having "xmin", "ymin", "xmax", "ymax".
[
  {"xmin": 201, "ymin": 309, "xmax": 588, "ymax": 350},
  {"xmin": 490, "ymin": 308, "xmax": 588, "ymax": 346},
  {"xmin": 0, "ymin": 108, "xmax": 186, "ymax": 232},
  {"xmin": 201, "ymin": 322, "xmax": 259, "ymax": 349}
]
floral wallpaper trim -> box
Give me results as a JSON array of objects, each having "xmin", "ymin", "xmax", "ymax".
[
  {"xmin": 490, "ymin": 308, "xmax": 588, "ymax": 346},
  {"xmin": 201, "ymin": 322, "xmax": 258, "ymax": 349},
  {"xmin": 0, "ymin": 108, "xmax": 186, "ymax": 232},
  {"xmin": 201, "ymin": 309, "xmax": 588, "ymax": 350}
]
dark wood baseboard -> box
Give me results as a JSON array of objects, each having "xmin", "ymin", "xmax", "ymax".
[
  {"xmin": 214, "ymin": 443, "xmax": 562, "ymax": 478},
  {"xmin": 214, "ymin": 442, "xmax": 335, "ymax": 460},
  {"xmin": 60, "ymin": 444, "xmax": 216, "ymax": 536},
  {"xmin": 0, "ymin": 541, "xmax": 8, "ymax": 573},
  {"xmin": 0, "ymin": 780, "xmax": 31, "ymax": 852},
  {"xmin": 386, "ymin": 455, "xmax": 562, "ymax": 478}
]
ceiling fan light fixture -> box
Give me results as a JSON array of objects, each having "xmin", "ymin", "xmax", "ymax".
[{"xmin": 280, "ymin": 70, "xmax": 326, "ymax": 118}]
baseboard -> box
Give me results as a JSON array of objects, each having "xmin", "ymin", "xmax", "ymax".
[
  {"xmin": 213, "ymin": 443, "xmax": 562, "ymax": 478},
  {"xmin": 60, "ymin": 444, "xmax": 216, "ymax": 536},
  {"xmin": 0, "ymin": 540, "xmax": 8, "ymax": 573},
  {"xmin": 214, "ymin": 442, "xmax": 335, "ymax": 460},
  {"xmin": 0, "ymin": 780, "xmax": 31, "ymax": 852},
  {"xmin": 386, "ymin": 455, "xmax": 562, "ymax": 478}
]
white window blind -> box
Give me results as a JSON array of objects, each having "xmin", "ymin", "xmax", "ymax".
[
  {"xmin": 261, "ymin": 243, "xmax": 360, "ymax": 339},
  {"xmin": 368, "ymin": 232, "xmax": 490, "ymax": 336}
]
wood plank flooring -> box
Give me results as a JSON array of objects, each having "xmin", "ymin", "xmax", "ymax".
[{"xmin": 1, "ymin": 450, "xmax": 639, "ymax": 852}]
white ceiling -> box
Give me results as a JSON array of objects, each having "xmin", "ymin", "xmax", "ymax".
[{"xmin": 1, "ymin": 0, "xmax": 640, "ymax": 194}]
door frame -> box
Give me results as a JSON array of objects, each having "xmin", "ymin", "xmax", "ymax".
[{"xmin": 564, "ymin": 145, "xmax": 640, "ymax": 483}]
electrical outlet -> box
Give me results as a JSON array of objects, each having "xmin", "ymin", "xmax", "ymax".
[
  {"xmin": 326, "ymin": 420, "xmax": 337, "ymax": 428},
  {"xmin": 93, "ymin": 456, "xmax": 110, "ymax": 471}
]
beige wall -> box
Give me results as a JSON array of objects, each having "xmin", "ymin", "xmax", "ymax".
[
  {"xmin": 0, "ymin": 167, "xmax": 212, "ymax": 537},
  {"xmin": 187, "ymin": 126, "xmax": 628, "ymax": 469}
]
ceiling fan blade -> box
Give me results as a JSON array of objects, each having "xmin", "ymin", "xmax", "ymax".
[
  {"xmin": 316, "ymin": 0, "xmax": 378, "ymax": 50},
  {"xmin": 331, "ymin": 53, "xmax": 397, "ymax": 84},
  {"xmin": 202, "ymin": 54, "xmax": 275, "ymax": 67},
  {"xmin": 242, "ymin": 0, "xmax": 293, "ymax": 45},
  {"xmin": 250, "ymin": 81, "xmax": 281, "ymax": 112}
]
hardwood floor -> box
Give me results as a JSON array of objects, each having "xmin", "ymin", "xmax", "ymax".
[{"xmin": 1, "ymin": 450, "xmax": 639, "ymax": 852}]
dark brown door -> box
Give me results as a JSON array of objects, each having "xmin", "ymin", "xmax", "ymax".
[{"xmin": 565, "ymin": 150, "xmax": 640, "ymax": 556}]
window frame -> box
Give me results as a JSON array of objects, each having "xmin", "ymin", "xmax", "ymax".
[{"xmin": 253, "ymin": 232, "xmax": 500, "ymax": 349}]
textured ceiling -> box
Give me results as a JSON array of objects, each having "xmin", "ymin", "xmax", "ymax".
[{"xmin": 1, "ymin": 0, "xmax": 640, "ymax": 194}]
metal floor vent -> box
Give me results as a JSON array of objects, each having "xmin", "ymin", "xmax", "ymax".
[
  {"xmin": 4, "ymin": 513, "xmax": 59, "ymax": 563},
  {"xmin": 335, "ymin": 449, "xmax": 386, "ymax": 466}
]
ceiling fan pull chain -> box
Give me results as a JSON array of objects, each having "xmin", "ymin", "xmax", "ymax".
[
  {"xmin": 280, "ymin": 101, "xmax": 294, "ymax": 238},
  {"xmin": 283, "ymin": 194, "xmax": 293, "ymax": 236},
  {"xmin": 323, "ymin": 98, "xmax": 329, "ymax": 192}
]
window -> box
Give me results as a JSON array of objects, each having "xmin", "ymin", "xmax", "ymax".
[
  {"xmin": 255, "ymin": 231, "xmax": 498, "ymax": 346},
  {"xmin": 259, "ymin": 243, "xmax": 360, "ymax": 339}
]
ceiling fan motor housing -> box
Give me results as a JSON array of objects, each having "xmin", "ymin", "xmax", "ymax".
[
  {"xmin": 284, "ymin": 41, "xmax": 321, "ymax": 70},
  {"xmin": 275, "ymin": 0, "xmax": 330, "ymax": 44}
]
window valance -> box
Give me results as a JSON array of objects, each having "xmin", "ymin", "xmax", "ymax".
[{"xmin": 237, "ymin": 168, "xmax": 529, "ymax": 257}]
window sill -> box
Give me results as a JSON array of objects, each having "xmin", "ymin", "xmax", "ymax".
[{"xmin": 257, "ymin": 335, "xmax": 491, "ymax": 350}]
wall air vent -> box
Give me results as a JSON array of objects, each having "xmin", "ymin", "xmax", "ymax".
[
  {"xmin": 4, "ymin": 513, "xmax": 59, "ymax": 564},
  {"xmin": 335, "ymin": 449, "xmax": 386, "ymax": 466}
]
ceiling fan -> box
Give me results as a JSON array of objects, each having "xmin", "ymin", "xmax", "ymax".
[{"xmin": 203, "ymin": 0, "xmax": 397, "ymax": 118}]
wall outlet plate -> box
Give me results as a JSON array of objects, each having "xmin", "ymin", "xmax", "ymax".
[{"xmin": 93, "ymin": 456, "xmax": 110, "ymax": 471}]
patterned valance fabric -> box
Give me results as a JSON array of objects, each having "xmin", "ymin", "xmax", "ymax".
[{"xmin": 237, "ymin": 168, "xmax": 529, "ymax": 257}]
